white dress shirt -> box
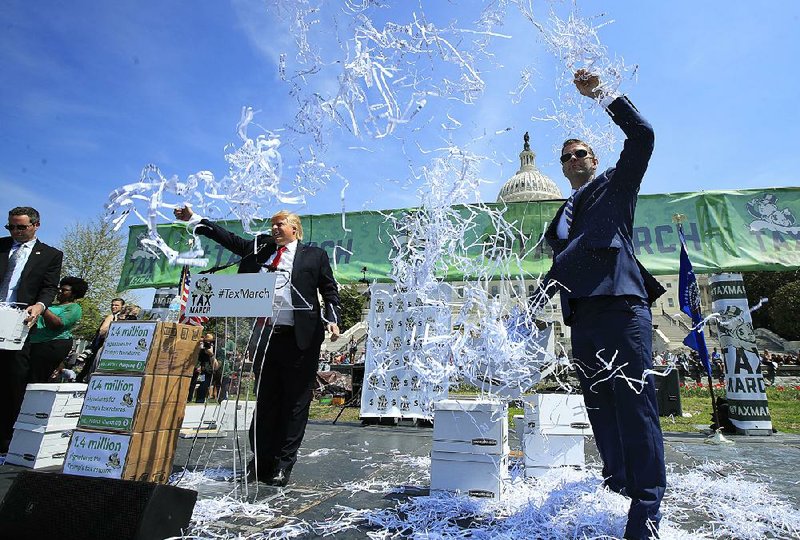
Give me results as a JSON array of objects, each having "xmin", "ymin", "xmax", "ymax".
[
  {"xmin": 3, "ymin": 238, "xmax": 37, "ymax": 304},
  {"xmin": 261, "ymin": 240, "xmax": 297, "ymax": 326}
]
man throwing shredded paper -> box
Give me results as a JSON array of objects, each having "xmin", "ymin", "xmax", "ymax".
[{"xmin": 533, "ymin": 70, "xmax": 667, "ymax": 539}]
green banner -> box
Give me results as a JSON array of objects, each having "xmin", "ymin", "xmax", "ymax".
[{"xmin": 119, "ymin": 187, "xmax": 800, "ymax": 291}]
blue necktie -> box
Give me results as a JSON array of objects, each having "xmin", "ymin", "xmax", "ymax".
[
  {"xmin": 564, "ymin": 192, "xmax": 576, "ymax": 233},
  {"xmin": 0, "ymin": 243, "xmax": 24, "ymax": 302}
]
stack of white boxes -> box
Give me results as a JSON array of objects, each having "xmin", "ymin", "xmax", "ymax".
[
  {"xmin": 6, "ymin": 383, "xmax": 87, "ymax": 469},
  {"xmin": 430, "ymin": 399, "xmax": 509, "ymax": 499},
  {"xmin": 522, "ymin": 393, "xmax": 591, "ymax": 477}
]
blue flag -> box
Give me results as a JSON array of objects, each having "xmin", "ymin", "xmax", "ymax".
[{"xmin": 678, "ymin": 225, "xmax": 712, "ymax": 377}]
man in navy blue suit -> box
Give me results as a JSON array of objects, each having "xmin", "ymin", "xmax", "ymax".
[{"xmin": 536, "ymin": 70, "xmax": 667, "ymax": 539}]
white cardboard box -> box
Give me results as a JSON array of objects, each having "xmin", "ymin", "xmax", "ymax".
[
  {"xmin": 430, "ymin": 450, "xmax": 509, "ymax": 499},
  {"xmin": 6, "ymin": 422, "xmax": 73, "ymax": 469},
  {"xmin": 433, "ymin": 399, "xmax": 508, "ymax": 454},
  {"xmin": 0, "ymin": 306, "xmax": 29, "ymax": 350},
  {"xmin": 16, "ymin": 383, "xmax": 86, "ymax": 430},
  {"xmin": 522, "ymin": 430, "xmax": 585, "ymax": 468},
  {"xmin": 523, "ymin": 394, "xmax": 591, "ymax": 435}
]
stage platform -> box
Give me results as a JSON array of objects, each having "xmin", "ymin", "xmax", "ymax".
[{"xmin": 2, "ymin": 421, "xmax": 799, "ymax": 538}]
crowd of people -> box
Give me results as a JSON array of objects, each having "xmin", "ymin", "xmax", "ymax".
[
  {"xmin": 652, "ymin": 347, "xmax": 800, "ymax": 386},
  {"xmin": 318, "ymin": 337, "xmax": 364, "ymax": 369}
]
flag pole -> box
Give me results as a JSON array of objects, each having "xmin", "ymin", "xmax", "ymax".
[
  {"xmin": 695, "ymin": 317, "xmax": 720, "ymax": 430},
  {"xmin": 674, "ymin": 214, "xmax": 720, "ymax": 431}
]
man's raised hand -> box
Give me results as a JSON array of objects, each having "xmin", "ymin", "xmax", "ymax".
[
  {"xmin": 173, "ymin": 205, "xmax": 194, "ymax": 222},
  {"xmin": 574, "ymin": 69, "xmax": 601, "ymax": 99}
]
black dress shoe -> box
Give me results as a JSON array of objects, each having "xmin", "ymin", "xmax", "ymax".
[
  {"xmin": 267, "ymin": 468, "xmax": 291, "ymax": 487},
  {"xmin": 244, "ymin": 458, "xmax": 275, "ymax": 483}
]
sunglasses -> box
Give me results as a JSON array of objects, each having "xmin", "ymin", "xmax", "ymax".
[
  {"xmin": 560, "ymin": 149, "xmax": 591, "ymax": 163},
  {"xmin": 4, "ymin": 224, "xmax": 34, "ymax": 231}
]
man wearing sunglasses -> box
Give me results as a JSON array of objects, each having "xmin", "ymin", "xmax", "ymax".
[
  {"xmin": 535, "ymin": 71, "xmax": 666, "ymax": 540},
  {"xmin": 0, "ymin": 206, "xmax": 63, "ymax": 454}
]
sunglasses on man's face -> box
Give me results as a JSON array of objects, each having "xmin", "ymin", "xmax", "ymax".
[
  {"xmin": 5, "ymin": 224, "xmax": 34, "ymax": 231},
  {"xmin": 560, "ymin": 149, "xmax": 591, "ymax": 164}
]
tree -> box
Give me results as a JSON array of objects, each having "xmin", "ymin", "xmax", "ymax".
[
  {"xmin": 59, "ymin": 217, "xmax": 126, "ymax": 339},
  {"xmin": 339, "ymin": 284, "xmax": 366, "ymax": 332},
  {"xmin": 742, "ymin": 270, "xmax": 799, "ymax": 331},
  {"xmin": 768, "ymin": 280, "xmax": 800, "ymax": 341}
]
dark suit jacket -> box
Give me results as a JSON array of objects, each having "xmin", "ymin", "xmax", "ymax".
[
  {"xmin": 543, "ymin": 97, "xmax": 665, "ymax": 325},
  {"xmin": 0, "ymin": 237, "xmax": 63, "ymax": 308},
  {"xmin": 197, "ymin": 219, "xmax": 341, "ymax": 351}
]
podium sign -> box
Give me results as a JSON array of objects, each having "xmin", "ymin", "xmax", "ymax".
[{"xmin": 184, "ymin": 273, "xmax": 277, "ymax": 317}]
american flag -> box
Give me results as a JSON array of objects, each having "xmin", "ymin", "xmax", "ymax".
[{"xmin": 178, "ymin": 265, "xmax": 209, "ymax": 326}]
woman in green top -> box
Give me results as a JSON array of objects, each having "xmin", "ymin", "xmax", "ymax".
[{"xmin": 29, "ymin": 276, "xmax": 88, "ymax": 383}]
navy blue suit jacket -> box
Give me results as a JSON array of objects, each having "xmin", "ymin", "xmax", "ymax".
[
  {"xmin": 196, "ymin": 219, "xmax": 341, "ymax": 351},
  {"xmin": 543, "ymin": 97, "xmax": 665, "ymax": 325}
]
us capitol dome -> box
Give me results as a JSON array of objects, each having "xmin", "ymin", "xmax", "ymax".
[{"xmin": 496, "ymin": 132, "xmax": 562, "ymax": 202}]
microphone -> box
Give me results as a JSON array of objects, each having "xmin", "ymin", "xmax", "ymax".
[{"xmin": 199, "ymin": 259, "xmax": 241, "ymax": 274}]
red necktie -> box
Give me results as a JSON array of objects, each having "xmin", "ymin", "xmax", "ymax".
[
  {"xmin": 258, "ymin": 245, "xmax": 288, "ymax": 328},
  {"xmin": 267, "ymin": 245, "xmax": 287, "ymax": 272}
]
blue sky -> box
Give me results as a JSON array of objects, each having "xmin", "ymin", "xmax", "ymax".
[{"xmin": 2, "ymin": 0, "xmax": 799, "ymax": 248}]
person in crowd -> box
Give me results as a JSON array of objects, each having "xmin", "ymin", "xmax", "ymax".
[
  {"xmin": 174, "ymin": 206, "xmax": 341, "ymax": 487},
  {"xmin": 348, "ymin": 337, "xmax": 357, "ymax": 361},
  {"xmin": 76, "ymin": 297, "xmax": 126, "ymax": 383},
  {"xmin": 208, "ymin": 337, "xmax": 235, "ymax": 401},
  {"xmin": 195, "ymin": 333, "xmax": 216, "ymax": 403},
  {"xmin": 0, "ymin": 206, "xmax": 63, "ymax": 454},
  {"xmin": 117, "ymin": 304, "xmax": 140, "ymax": 320},
  {"xmin": 530, "ymin": 71, "xmax": 666, "ymax": 539},
  {"xmin": 218, "ymin": 354, "xmax": 237, "ymax": 402},
  {"xmin": 97, "ymin": 298, "xmax": 125, "ymax": 338},
  {"xmin": 187, "ymin": 363, "xmax": 201, "ymax": 402},
  {"xmin": 59, "ymin": 366, "xmax": 77, "ymax": 382},
  {"xmin": 28, "ymin": 276, "xmax": 88, "ymax": 382}
]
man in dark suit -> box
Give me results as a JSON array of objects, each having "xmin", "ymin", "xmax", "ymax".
[
  {"xmin": 534, "ymin": 71, "xmax": 666, "ymax": 539},
  {"xmin": 0, "ymin": 206, "xmax": 63, "ymax": 453},
  {"xmin": 174, "ymin": 206, "xmax": 341, "ymax": 487}
]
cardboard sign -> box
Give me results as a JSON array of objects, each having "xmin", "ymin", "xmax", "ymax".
[
  {"xmin": 63, "ymin": 431, "xmax": 130, "ymax": 479},
  {"xmin": 97, "ymin": 322, "xmax": 158, "ymax": 372},
  {"xmin": 96, "ymin": 322, "xmax": 201, "ymax": 376},
  {"xmin": 79, "ymin": 375, "xmax": 142, "ymax": 431},
  {"xmin": 64, "ymin": 429, "xmax": 180, "ymax": 483},
  {"xmin": 184, "ymin": 273, "xmax": 277, "ymax": 317},
  {"xmin": 78, "ymin": 374, "xmax": 190, "ymax": 433}
]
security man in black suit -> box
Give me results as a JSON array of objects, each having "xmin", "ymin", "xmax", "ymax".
[
  {"xmin": 0, "ymin": 207, "xmax": 63, "ymax": 453},
  {"xmin": 175, "ymin": 206, "xmax": 341, "ymax": 487}
]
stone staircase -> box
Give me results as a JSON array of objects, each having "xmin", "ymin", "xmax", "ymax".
[
  {"xmin": 653, "ymin": 309, "xmax": 720, "ymax": 352},
  {"xmin": 321, "ymin": 320, "xmax": 368, "ymax": 355}
]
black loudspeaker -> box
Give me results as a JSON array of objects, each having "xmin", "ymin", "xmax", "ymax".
[
  {"xmin": 653, "ymin": 366, "xmax": 682, "ymax": 417},
  {"xmin": 0, "ymin": 471, "xmax": 197, "ymax": 540},
  {"xmin": 351, "ymin": 364, "xmax": 365, "ymax": 397}
]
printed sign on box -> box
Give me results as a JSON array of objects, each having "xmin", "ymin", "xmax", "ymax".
[
  {"xmin": 78, "ymin": 374, "xmax": 189, "ymax": 433},
  {"xmin": 64, "ymin": 429, "xmax": 180, "ymax": 483},
  {"xmin": 78, "ymin": 375, "xmax": 142, "ymax": 431},
  {"xmin": 63, "ymin": 431, "xmax": 130, "ymax": 479},
  {"xmin": 185, "ymin": 273, "xmax": 277, "ymax": 317},
  {"xmin": 97, "ymin": 322, "xmax": 157, "ymax": 373}
]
